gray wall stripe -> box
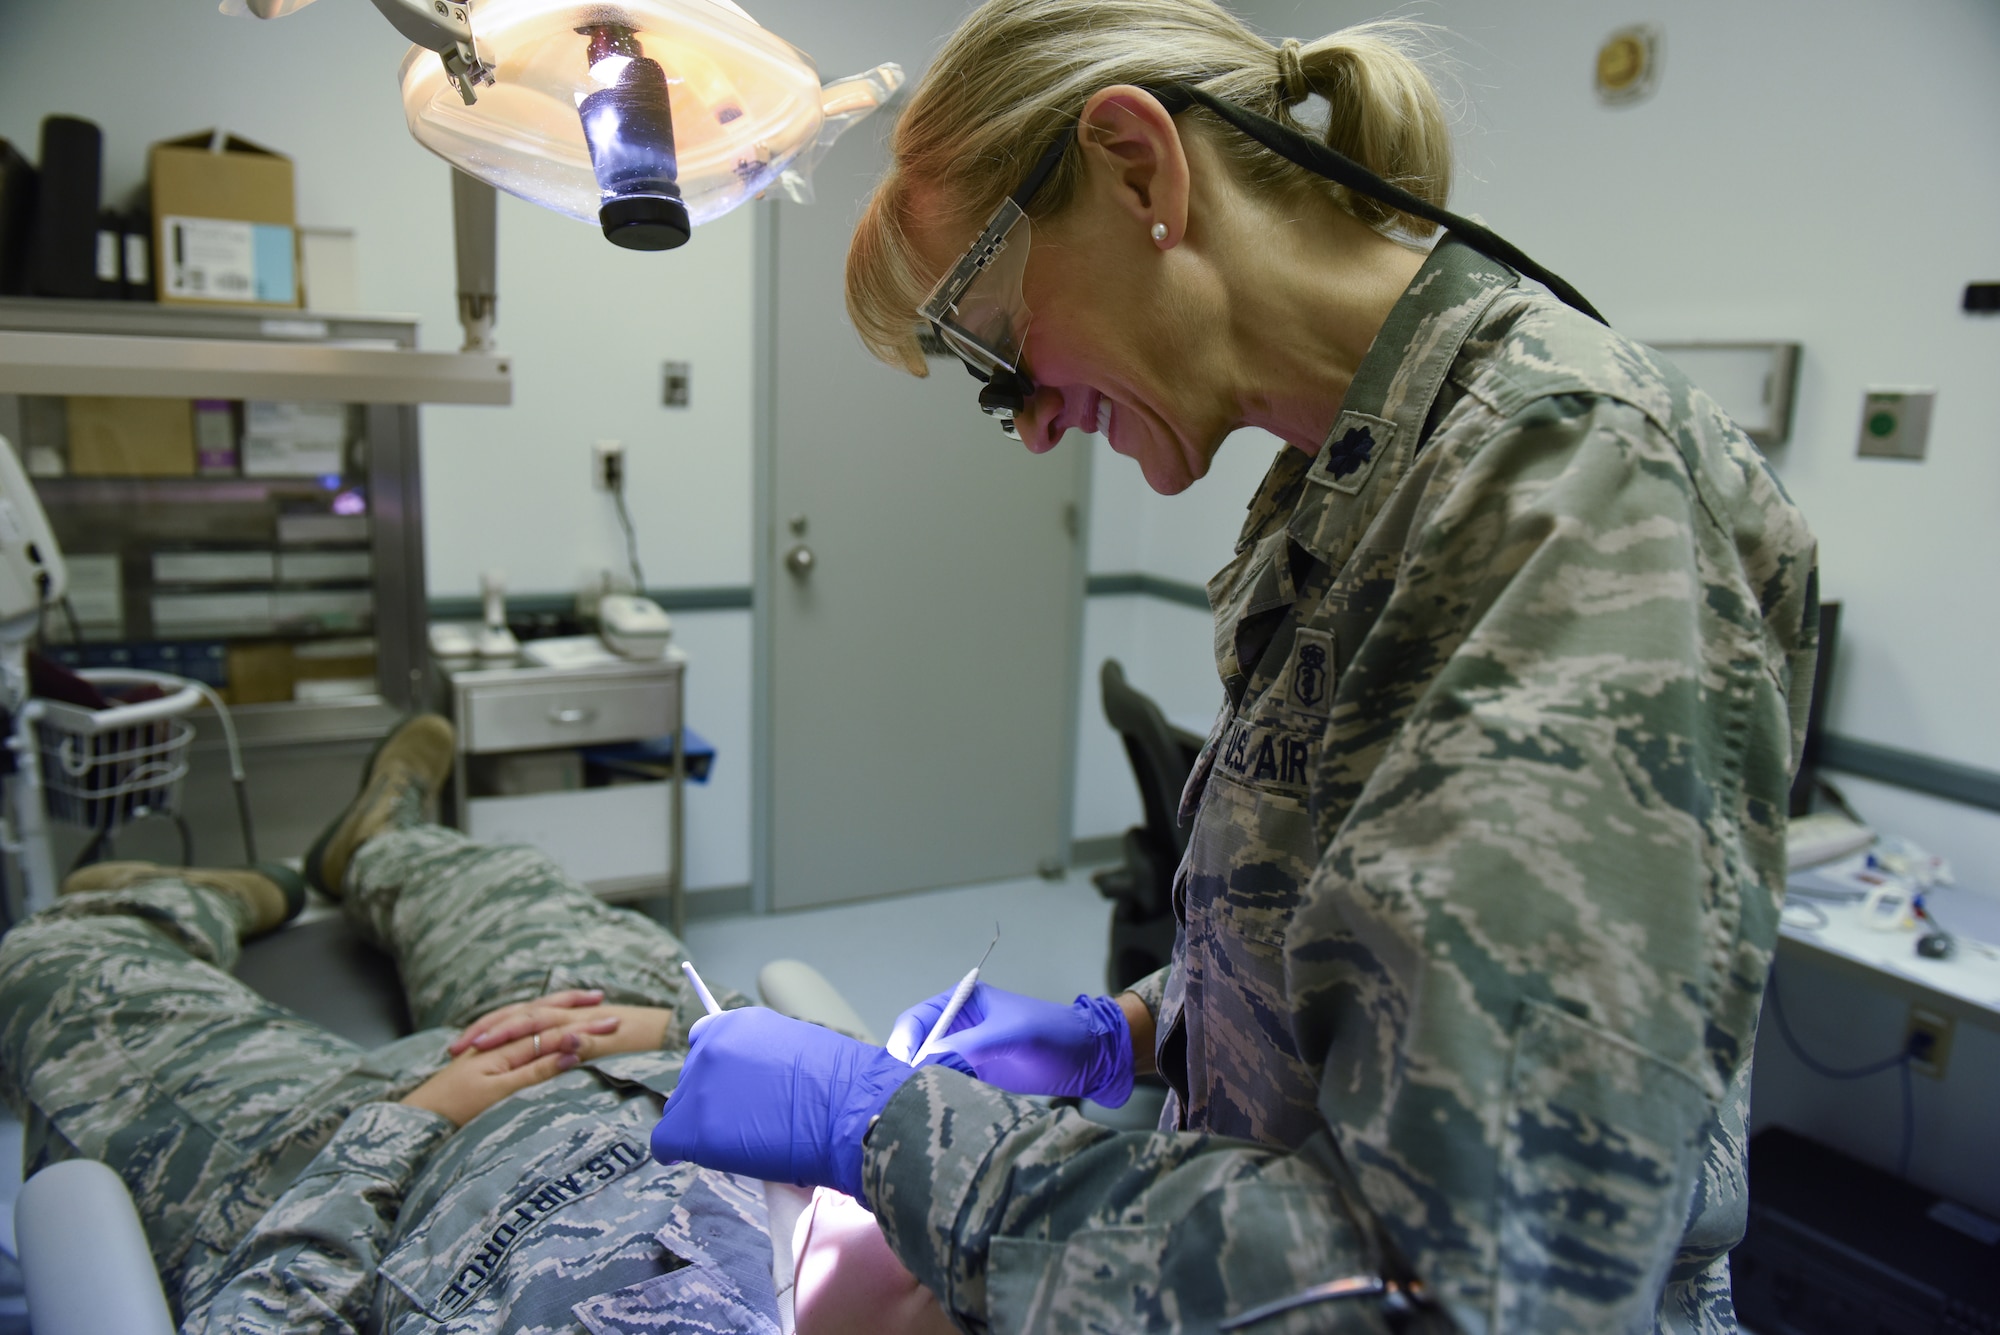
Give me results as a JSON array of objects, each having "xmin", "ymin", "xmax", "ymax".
[
  {"xmin": 1820, "ymin": 735, "xmax": 2000, "ymax": 814},
  {"xmin": 429, "ymin": 586, "xmax": 755, "ymax": 620},
  {"xmin": 1085, "ymin": 572, "xmax": 1209, "ymax": 610},
  {"xmin": 1084, "ymin": 576, "xmax": 1998, "ymax": 815},
  {"xmin": 431, "ymin": 581, "xmax": 1999, "ymax": 816}
]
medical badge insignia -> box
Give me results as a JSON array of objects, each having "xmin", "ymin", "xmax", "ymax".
[
  {"xmin": 1294, "ymin": 643, "xmax": 1327, "ymax": 707},
  {"xmin": 1287, "ymin": 628, "xmax": 1336, "ymax": 720}
]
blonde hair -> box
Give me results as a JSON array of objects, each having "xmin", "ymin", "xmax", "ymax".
[{"xmin": 846, "ymin": 0, "xmax": 1454, "ymax": 375}]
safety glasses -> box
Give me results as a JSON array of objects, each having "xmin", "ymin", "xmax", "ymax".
[
  {"xmin": 917, "ymin": 199, "xmax": 1034, "ymax": 381},
  {"xmin": 916, "ymin": 128, "xmax": 1072, "ymax": 438}
]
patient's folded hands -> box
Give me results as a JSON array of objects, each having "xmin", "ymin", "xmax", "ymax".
[
  {"xmin": 401, "ymin": 1029, "xmax": 583, "ymax": 1126},
  {"xmin": 450, "ymin": 988, "xmax": 674, "ymax": 1060},
  {"xmin": 402, "ymin": 989, "xmax": 676, "ymax": 1127}
]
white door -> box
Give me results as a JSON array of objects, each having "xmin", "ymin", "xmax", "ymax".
[{"xmin": 758, "ymin": 120, "xmax": 1088, "ymax": 911}]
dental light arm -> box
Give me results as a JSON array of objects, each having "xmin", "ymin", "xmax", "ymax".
[
  {"xmin": 362, "ymin": 0, "xmax": 495, "ymax": 103},
  {"xmin": 232, "ymin": 0, "xmax": 494, "ymax": 103}
]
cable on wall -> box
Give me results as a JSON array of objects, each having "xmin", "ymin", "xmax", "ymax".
[{"xmin": 1764, "ymin": 968, "xmax": 1916, "ymax": 1178}]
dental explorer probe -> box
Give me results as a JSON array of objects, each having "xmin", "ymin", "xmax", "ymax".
[{"xmin": 909, "ymin": 923, "xmax": 1000, "ymax": 1065}]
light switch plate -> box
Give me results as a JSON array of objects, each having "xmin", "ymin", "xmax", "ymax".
[{"xmin": 1857, "ymin": 388, "xmax": 1934, "ymax": 460}]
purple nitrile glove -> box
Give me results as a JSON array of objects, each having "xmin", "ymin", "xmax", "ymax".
[
  {"xmin": 887, "ymin": 983, "xmax": 1134, "ymax": 1108},
  {"xmin": 648, "ymin": 1008, "xmax": 925, "ymax": 1204}
]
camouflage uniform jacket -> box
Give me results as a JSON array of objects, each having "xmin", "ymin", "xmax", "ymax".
[
  {"xmin": 179, "ymin": 1047, "xmax": 783, "ymax": 1335},
  {"xmin": 864, "ymin": 239, "xmax": 1819, "ymax": 1334}
]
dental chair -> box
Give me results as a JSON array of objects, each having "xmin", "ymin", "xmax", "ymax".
[{"xmin": 13, "ymin": 904, "xmax": 870, "ymax": 1335}]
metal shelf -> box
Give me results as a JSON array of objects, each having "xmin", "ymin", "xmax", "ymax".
[
  {"xmin": 34, "ymin": 475, "xmax": 356, "ymax": 506},
  {"xmin": 0, "ymin": 328, "xmax": 510, "ymax": 404},
  {"xmin": 5, "ymin": 302, "xmax": 443, "ymax": 862},
  {"xmin": 0, "ymin": 296, "xmax": 424, "ymax": 347}
]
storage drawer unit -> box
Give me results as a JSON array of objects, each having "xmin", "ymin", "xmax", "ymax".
[
  {"xmin": 462, "ymin": 676, "xmax": 675, "ymax": 754},
  {"xmin": 437, "ymin": 650, "xmax": 687, "ymax": 930}
]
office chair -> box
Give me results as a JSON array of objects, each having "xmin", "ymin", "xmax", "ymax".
[{"xmin": 1091, "ymin": 659, "xmax": 1205, "ymax": 994}]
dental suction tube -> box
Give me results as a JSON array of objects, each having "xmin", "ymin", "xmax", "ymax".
[{"xmin": 577, "ymin": 25, "xmax": 691, "ymax": 251}]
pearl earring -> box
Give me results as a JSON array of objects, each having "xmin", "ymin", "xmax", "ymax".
[{"xmin": 1150, "ymin": 222, "xmax": 1168, "ymax": 242}]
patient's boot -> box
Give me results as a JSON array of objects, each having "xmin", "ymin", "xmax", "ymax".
[
  {"xmin": 60, "ymin": 860, "xmax": 307, "ymax": 938},
  {"xmin": 306, "ymin": 713, "xmax": 455, "ymax": 898}
]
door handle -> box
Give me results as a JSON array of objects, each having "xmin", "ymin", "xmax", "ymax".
[
  {"xmin": 548, "ymin": 705, "xmax": 598, "ymax": 725},
  {"xmin": 783, "ymin": 544, "xmax": 817, "ymax": 578}
]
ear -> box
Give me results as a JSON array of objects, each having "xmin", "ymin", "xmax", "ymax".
[{"xmin": 1075, "ymin": 85, "xmax": 1189, "ymax": 248}]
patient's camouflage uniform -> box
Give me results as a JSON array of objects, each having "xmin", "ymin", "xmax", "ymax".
[
  {"xmin": 864, "ymin": 240, "xmax": 1818, "ymax": 1334},
  {"xmin": 0, "ymin": 820, "xmax": 780, "ymax": 1334}
]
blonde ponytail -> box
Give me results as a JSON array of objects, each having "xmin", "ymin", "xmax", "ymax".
[
  {"xmin": 1297, "ymin": 28, "xmax": 1454, "ymax": 232},
  {"xmin": 847, "ymin": 0, "xmax": 1456, "ymax": 375}
]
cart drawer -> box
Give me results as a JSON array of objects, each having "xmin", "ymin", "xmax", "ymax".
[
  {"xmin": 467, "ymin": 785, "xmax": 671, "ymax": 891},
  {"xmin": 461, "ymin": 678, "xmax": 674, "ymax": 754}
]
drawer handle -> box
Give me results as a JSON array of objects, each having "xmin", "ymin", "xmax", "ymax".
[{"xmin": 548, "ymin": 706, "xmax": 598, "ymax": 726}]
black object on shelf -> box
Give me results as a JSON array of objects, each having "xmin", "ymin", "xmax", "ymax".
[
  {"xmin": 1731, "ymin": 1127, "xmax": 2000, "ymax": 1334},
  {"xmin": 29, "ymin": 115, "xmax": 103, "ymax": 299},
  {"xmin": 0, "ymin": 138, "xmax": 36, "ymax": 296}
]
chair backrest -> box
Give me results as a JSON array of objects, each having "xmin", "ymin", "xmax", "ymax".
[{"xmin": 1099, "ymin": 659, "xmax": 1202, "ymax": 859}]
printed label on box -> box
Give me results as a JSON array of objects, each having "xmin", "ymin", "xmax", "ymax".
[
  {"xmin": 162, "ymin": 216, "xmax": 295, "ymax": 304},
  {"xmin": 243, "ymin": 400, "xmax": 347, "ymax": 476}
]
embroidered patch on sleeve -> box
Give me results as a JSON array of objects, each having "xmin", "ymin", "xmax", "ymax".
[{"xmin": 1285, "ymin": 628, "xmax": 1336, "ymax": 721}]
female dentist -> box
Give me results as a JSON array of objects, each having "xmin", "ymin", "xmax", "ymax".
[{"xmin": 653, "ymin": 2, "xmax": 1819, "ymax": 1331}]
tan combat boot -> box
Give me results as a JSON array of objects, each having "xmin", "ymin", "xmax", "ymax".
[
  {"xmin": 305, "ymin": 713, "xmax": 455, "ymax": 899},
  {"xmin": 61, "ymin": 860, "xmax": 306, "ymax": 938}
]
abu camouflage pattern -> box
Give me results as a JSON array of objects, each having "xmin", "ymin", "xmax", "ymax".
[
  {"xmin": 0, "ymin": 820, "xmax": 773, "ymax": 1333},
  {"xmin": 864, "ymin": 239, "xmax": 1818, "ymax": 1334}
]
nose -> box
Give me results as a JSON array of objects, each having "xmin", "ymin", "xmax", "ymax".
[{"xmin": 1012, "ymin": 385, "xmax": 1067, "ymax": 454}]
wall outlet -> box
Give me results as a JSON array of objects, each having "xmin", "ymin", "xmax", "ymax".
[
  {"xmin": 662, "ymin": 361, "xmax": 691, "ymax": 408},
  {"xmin": 1905, "ymin": 1006, "xmax": 1954, "ymax": 1078},
  {"xmin": 593, "ymin": 440, "xmax": 625, "ymax": 491},
  {"xmin": 1857, "ymin": 388, "xmax": 1935, "ymax": 461}
]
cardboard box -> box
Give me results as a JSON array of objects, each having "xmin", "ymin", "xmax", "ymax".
[
  {"xmin": 149, "ymin": 130, "xmax": 298, "ymax": 308},
  {"xmin": 66, "ymin": 396, "xmax": 195, "ymax": 476},
  {"xmin": 225, "ymin": 641, "xmax": 294, "ymax": 705}
]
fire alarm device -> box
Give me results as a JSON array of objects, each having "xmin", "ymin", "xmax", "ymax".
[{"xmin": 1596, "ymin": 25, "xmax": 1662, "ymax": 106}]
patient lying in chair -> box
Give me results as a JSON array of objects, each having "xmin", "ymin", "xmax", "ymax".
[{"xmin": 0, "ymin": 714, "xmax": 949, "ymax": 1335}]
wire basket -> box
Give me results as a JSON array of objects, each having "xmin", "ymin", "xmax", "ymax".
[{"xmin": 32, "ymin": 675, "xmax": 205, "ymax": 837}]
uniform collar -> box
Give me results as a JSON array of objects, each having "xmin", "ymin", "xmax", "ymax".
[
  {"xmin": 1230, "ymin": 238, "xmax": 1519, "ymax": 560},
  {"xmin": 1331, "ymin": 236, "xmax": 1518, "ymax": 436},
  {"xmin": 1284, "ymin": 239, "xmax": 1519, "ymax": 565}
]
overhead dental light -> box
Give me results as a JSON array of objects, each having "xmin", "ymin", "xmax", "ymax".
[{"xmin": 228, "ymin": 0, "xmax": 901, "ymax": 250}]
